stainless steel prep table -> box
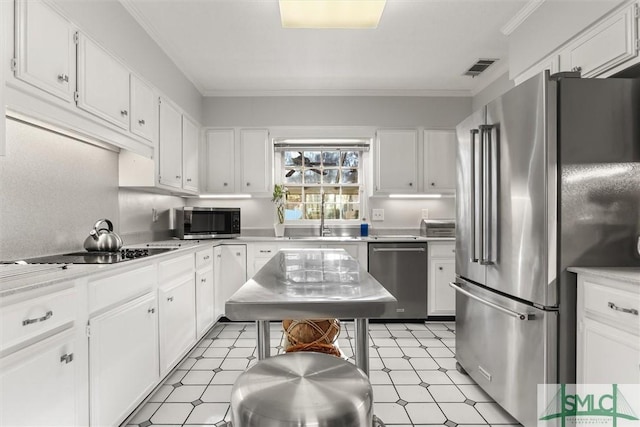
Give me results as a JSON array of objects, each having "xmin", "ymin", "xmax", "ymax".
[{"xmin": 225, "ymin": 248, "xmax": 397, "ymax": 375}]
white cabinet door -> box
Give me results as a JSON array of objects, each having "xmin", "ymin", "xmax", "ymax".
[
  {"xmin": 559, "ymin": 2, "xmax": 637, "ymax": 77},
  {"xmin": 428, "ymin": 258, "xmax": 456, "ymax": 316},
  {"xmin": 89, "ymin": 293, "xmax": 159, "ymax": 427},
  {"xmin": 14, "ymin": 0, "xmax": 76, "ymax": 102},
  {"xmin": 1, "ymin": 329, "xmax": 80, "ymax": 427},
  {"xmin": 159, "ymin": 97, "xmax": 183, "ymax": 189},
  {"xmin": 213, "ymin": 246, "xmax": 224, "ymax": 319},
  {"xmin": 206, "ymin": 129, "xmax": 236, "ymax": 193},
  {"xmin": 159, "ymin": 277, "xmax": 196, "ymax": 374},
  {"xmin": 77, "ymin": 34, "xmax": 130, "ymax": 129},
  {"xmin": 375, "ymin": 129, "xmax": 418, "ymax": 193},
  {"xmin": 196, "ymin": 266, "xmax": 215, "ymax": 339},
  {"xmin": 130, "ymin": 74, "xmax": 156, "ymax": 142},
  {"xmin": 218, "ymin": 245, "xmax": 247, "ymax": 316},
  {"xmin": 424, "ymin": 130, "xmax": 456, "ymax": 193},
  {"xmin": 182, "ymin": 115, "xmax": 200, "ymax": 192},
  {"xmin": 240, "ymin": 129, "xmax": 270, "ymax": 194},
  {"xmin": 579, "ymin": 317, "xmax": 640, "ymax": 384}
]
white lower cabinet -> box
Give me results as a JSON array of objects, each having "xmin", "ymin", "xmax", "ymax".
[
  {"xmin": 576, "ymin": 270, "xmax": 640, "ymax": 384},
  {"xmin": 89, "ymin": 292, "xmax": 159, "ymax": 427},
  {"xmin": 159, "ymin": 277, "xmax": 196, "ymax": 375},
  {"xmin": 213, "ymin": 245, "xmax": 224, "ymax": 319},
  {"xmin": 1, "ymin": 328, "xmax": 81, "ymax": 427},
  {"xmin": 196, "ymin": 247, "xmax": 215, "ymax": 339},
  {"xmin": 427, "ymin": 242, "xmax": 456, "ymax": 316},
  {"xmin": 217, "ymin": 245, "xmax": 247, "ymax": 317}
]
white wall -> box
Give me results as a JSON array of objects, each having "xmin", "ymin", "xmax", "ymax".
[
  {"xmin": 202, "ymin": 96, "xmax": 471, "ymax": 128},
  {"xmin": 509, "ymin": 1, "xmax": 624, "ymax": 78},
  {"xmin": 53, "ymin": 0, "xmax": 202, "ymax": 122}
]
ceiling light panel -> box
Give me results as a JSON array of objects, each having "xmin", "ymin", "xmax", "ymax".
[{"xmin": 279, "ymin": 0, "xmax": 386, "ymax": 29}]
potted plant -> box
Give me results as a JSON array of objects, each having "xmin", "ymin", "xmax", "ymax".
[{"xmin": 272, "ymin": 184, "xmax": 287, "ymax": 237}]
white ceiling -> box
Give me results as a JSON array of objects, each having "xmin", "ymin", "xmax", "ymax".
[{"xmin": 120, "ymin": 0, "xmax": 528, "ymax": 97}]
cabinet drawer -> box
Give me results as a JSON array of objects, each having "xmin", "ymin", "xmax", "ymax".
[
  {"xmin": 89, "ymin": 264, "xmax": 155, "ymax": 314},
  {"xmin": 195, "ymin": 248, "xmax": 214, "ymax": 270},
  {"xmin": 584, "ymin": 280, "xmax": 639, "ymax": 331},
  {"xmin": 159, "ymin": 254, "xmax": 194, "ymax": 283},
  {"xmin": 253, "ymin": 244, "xmax": 279, "ymax": 258},
  {"xmin": 1, "ymin": 287, "xmax": 76, "ymax": 353},
  {"xmin": 429, "ymin": 243, "xmax": 455, "ymax": 257}
]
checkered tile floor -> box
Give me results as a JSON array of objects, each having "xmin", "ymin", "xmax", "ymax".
[{"xmin": 125, "ymin": 321, "xmax": 521, "ymax": 426}]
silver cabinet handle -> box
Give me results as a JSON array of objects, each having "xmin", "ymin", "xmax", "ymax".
[
  {"xmin": 60, "ymin": 353, "xmax": 74, "ymax": 364},
  {"xmin": 23, "ymin": 310, "xmax": 53, "ymax": 326},
  {"xmin": 187, "ymin": 178, "xmax": 192, "ymax": 182},
  {"xmin": 138, "ymin": 119, "xmax": 145, "ymax": 126},
  {"xmin": 608, "ymin": 302, "xmax": 638, "ymax": 316},
  {"xmin": 259, "ymin": 250, "xmax": 272, "ymax": 253},
  {"xmin": 57, "ymin": 74, "xmax": 69, "ymax": 82},
  {"xmin": 121, "ymin": 110, "xmax": 128, "ymax": 116},
  {"xmin": 148, "ymin": 308, "xmax": 155, "ymax": 314},
  {"xmin": 176, "ymin": 175, "xmax": 181, "ymax": 179},
  {"xmin": 204, "ymin": 255, "xmax": 210, "ymax": 260},
  {"xmin": 449, "ymin": 282, "xmax": 534, "ymax": 321},
  {"xmin": 469, "ymin": 129, "xmax": 478, "ymax": 263},
  {"xmin": 167, "ymin": 296, "xmax": 174, "ymax": 302},
  {"xmin": 372, "ymin": 247, "xmax": 425, "ymax": 253},
  {"xmin": 217, "ymin": 254, "xmax": 222, "ymax": 258},
  {"xmin": 201, "ymin": 277, "xmax": 207, "ymax": 283}
]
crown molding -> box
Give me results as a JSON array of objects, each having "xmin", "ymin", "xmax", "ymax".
[
  {"xmin": 119, "ymin": 0, "xmax": 206, "ymax": 95},
  {"xmin": 501, "ymin": 0, "xmax": 547, "ymax": 36},
  {"xmin": 201, "ymin": 88, "xmax": 472, "ymax": 97}
]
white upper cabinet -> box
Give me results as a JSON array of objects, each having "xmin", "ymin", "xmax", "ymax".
[
  {"xmin": 130, "ymin": 74, "xmax": 156, "ymax": 142},
  {"xmin": 240, "ymin": 129, "xmax": 271, "ymax": 195},
  {"xmin": 14, "ymin": 0, "xmax": 76, "ymax": 103},
  {"xmin": 424, "ymin": 130, "xmax": 456, "ymax": 192},
  {"xmin": 159, "ymin": 97, "xmax": 183, "ymax": 189},
  {"xmin": 182, "ymin": 115, "xmax": 200, "ymax": 192},
  {"xmin": 206, "ymin": 129, "xmax": 236, "ymax": 193},
  {"xmin": 375, "ymin": 129, "xmax": 418, "ymax": 193},
  {"xmin": 77, "ymin": 34, "xmax": 130, "ymax": 129},
  {"xmin": 559, "ymin": 2, "xmax": 638, "ymax": 77}
]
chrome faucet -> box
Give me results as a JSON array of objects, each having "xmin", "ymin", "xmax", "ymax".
[{"xmin": 320, "ymin": 192, "xmax": 331, "ymax": 237}]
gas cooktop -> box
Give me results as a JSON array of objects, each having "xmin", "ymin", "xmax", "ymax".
[{"xmin": 15, "ymin": 248, "xmax": 177, "ymax": 264}]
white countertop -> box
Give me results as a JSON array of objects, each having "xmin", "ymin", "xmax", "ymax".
[{"xmin": 568, "ymin": 267, "xmax": 640, "ymax": 285}]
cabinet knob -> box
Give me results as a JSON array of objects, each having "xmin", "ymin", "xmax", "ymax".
[
  {"xmin": 438, "ymin": 266, "xmax": 443, "ymax": 271},
  {"xmin": 176, "ymin": 175, "xmax": 181, "ymax": 179},
  {"xmin": 409, "ymin": 182, "xmax": 413, "ymax": 187},
  {"xmin": 201, "ymin": 278, "xmax": 207, "ymax": 283},
  {"xmin": 60, "ymin": 353, "xmax": 74, "ymax": 364},
  {"xmin": 246, "ymin": 182, "xmax": 250, "ymax": 186},
  {"xmin": 217, "ymin": 254, "xmax": 222, "ymax": 258},
  {"xmin": 187, "ymin": 178, "xmax": 192, "ymax": 182},
  {"xmin": 148, "ymin": 308, "xmax": 155, "ymax": 314},
  {"xmin": 121, "ymin": 110, "xmax": 128, "ymax": 117},
  {"xmin": 138, "ymin": 119, "xmax": 146, "ymax": 126},
  {"xmin": 431, "ymin": 182, "xmax": 435, "ymax": 186},
  {"xmin": 204, "ymin": 255, "xmax": 210, "ymax": 260},
  {"xmin": 57, "ymin": 73, "xmax": 69, "ymax": 83},
  {"xmin": 167, "ymin": 296, "xmax": 174, "ymax": 302},
  {"xmin": 223, "ymin": 182, "xmax": 228, "ymax": 186}
]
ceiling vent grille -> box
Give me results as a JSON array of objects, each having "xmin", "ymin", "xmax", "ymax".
[{"xmin": 464, "ymin": 59, "xmax": 498, "ymax": 77}]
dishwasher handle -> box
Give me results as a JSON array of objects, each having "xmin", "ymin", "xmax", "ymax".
[
  {"xmin": 449, "ymin": 282, "xmax": 534, "ymax": 321},
  {"xmin": 371, "ymin": 247, "xmax": 426, "ymax": 253}
]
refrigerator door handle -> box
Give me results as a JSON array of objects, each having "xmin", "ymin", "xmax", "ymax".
[
  {"xmin": 449, "ymin": 282, "xmax": 534, "ymax": 321},
  {"xmin": 479, "ymin": 124, "xmax": 495, "ymax": 265},
  {"xmin": 470, "ymin": 129, "xmax": 479, "ymax": 263}
]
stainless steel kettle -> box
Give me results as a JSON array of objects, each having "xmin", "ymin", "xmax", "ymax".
[{"xmin": 83, "ymin": 219, "xmax": 124, "ymax": 252}]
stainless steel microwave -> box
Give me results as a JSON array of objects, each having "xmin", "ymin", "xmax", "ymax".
[{"xmin": 176, "ymin": 207, "xmax": 241, "ymax": 239}]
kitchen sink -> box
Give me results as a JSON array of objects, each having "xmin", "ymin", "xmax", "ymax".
[{"xmin": 287, "ymin": 236, "xmax": 362, "ymax": 241}]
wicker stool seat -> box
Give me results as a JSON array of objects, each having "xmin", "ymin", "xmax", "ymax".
[{"xmin": 230, "ymin": 352, "xmax": 373, "ymax": 427}]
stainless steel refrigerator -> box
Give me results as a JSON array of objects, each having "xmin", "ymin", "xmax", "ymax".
[{"xmin": 453, "ymin": 71, "xmax": 640, "ymax": 427}]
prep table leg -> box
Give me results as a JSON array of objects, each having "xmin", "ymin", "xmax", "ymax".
[
  {"xmin": 256, "ymin": 320, "xmax": 271, "ymax": 360},
  {"xmin": 354, "ymin": 318, "xmax": 369, "ymax": 376}
]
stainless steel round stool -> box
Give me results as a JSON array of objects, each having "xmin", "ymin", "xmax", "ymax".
[{"xmin": 230, "ymin": 352, "xmax": 373, "ymax": 427}]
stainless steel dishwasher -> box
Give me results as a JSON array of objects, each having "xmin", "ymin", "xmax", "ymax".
[{"xmin": 368, "ymin": 242, "xmax": 428, "ymax": 319}]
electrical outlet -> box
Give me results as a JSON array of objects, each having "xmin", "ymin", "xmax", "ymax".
[
  {"xmin": 372, "ymin": 209, "xmax": 384, "ymax": 221},
  {"xmin": 421, "ymin": 209, "xmax": 429, "ymax": 219},
  {"xmin": 152, "ymin": 208, "xmax": 158, "ymax": 223}
]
